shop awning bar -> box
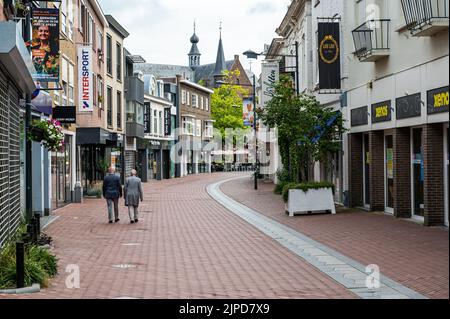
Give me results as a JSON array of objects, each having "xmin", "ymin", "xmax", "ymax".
[
  {"xmin": 352, "ymin": 19, "xmax": 390, "ymax": 62},
  {"xmin": 401, "ymin": 0, "xmax": 449, "ymax": 36}
]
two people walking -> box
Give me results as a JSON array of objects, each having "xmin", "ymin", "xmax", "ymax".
[{"xmin": 102, "ymin": 166, "xmax": 143, "ymax": 224}]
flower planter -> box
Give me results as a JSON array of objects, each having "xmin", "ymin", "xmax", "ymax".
[
  {"xmin": 286, "ymin": 187, "xmax": 336, "ymax": 217},
  {"xmin": 30, "ymin": 126, "xmax": 45, "ymax": 142}
]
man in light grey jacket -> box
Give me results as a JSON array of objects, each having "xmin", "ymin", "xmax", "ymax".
[{"xmin": 124, "ymin": 169, "xmax": 143, "ymax": 224}]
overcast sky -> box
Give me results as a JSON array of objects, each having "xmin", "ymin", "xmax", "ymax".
[{"xmin": 98, "ymin": 0, "xmax": 291, "ymax": 76}]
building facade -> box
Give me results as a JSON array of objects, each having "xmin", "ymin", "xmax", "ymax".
[{"xmin": 343, "ymin": 0, "xmax": 449, "ymax": 226}]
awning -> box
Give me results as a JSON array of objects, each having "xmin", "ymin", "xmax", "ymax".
[{"xmin": 0, "ymin": 22, "xmax": 36, "ymax": 93}]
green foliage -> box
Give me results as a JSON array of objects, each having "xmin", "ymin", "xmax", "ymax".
[
  {"xmin": 260, "ymin": 75, "xmax": 347, "ymax": 183},
  {"xmin": 211, "ymin": 70, "xmax": 250, "ymax": 136},
  {"xmin": 85, "ymin": 188, "xmax": 102, "ymax": 198},
  {"xmin": 282, "ymin": 182, "xmax": 335, "ymax": 203},
  {"xmin": 0, "ymin": 241, "xmax": 58, "ymax": 289}
]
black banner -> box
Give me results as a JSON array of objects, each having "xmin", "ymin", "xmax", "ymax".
[
  {"xmin": 371, "ymin": 100, "xmax": 392, "ymax": 123},
  {"xmin": 427, "ymin": 86, "xmax": 449, "ymax": 115},
  {"xmin": 318, "ymin": 22, "xmax": 341, "ymax": 90},
  {"xmin": 52, "ymin": 106, "xmax": 76, "ymax": 124},
  {"xmin": 144, "ymin": 102, "xmax": 151, "ymax": 134},
  {"xmin": 351, "ymin": 106, "xmax": 368, "ymax": 127},
  {"xmin": 396, "ymin": 93, "xmax": 421, "ymax": 120},
  {"xmin": 164, "ymin": 108, "xmax": 171, "ymax": 136}
]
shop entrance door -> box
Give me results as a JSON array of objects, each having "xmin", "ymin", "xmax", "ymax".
[
  {"xmin": 385, "ymin": 134, "xmax": 394, "ymax": 214},
  {"xmin": 411, "ymin": 128, "xmax": 424, "ymax": 219},
  {"xmin": 444, "ymin": 124, "xmax": 449, "ymax": 227},
  {"xmin": 363, "ymin": 134, "xmax": 370, "ymax": 209}
]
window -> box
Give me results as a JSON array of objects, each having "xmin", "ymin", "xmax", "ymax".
[
  {"xmin": 97, "ymin": 76, "xmax": 103, "ymax": 108},
  {"xmin": 87, "ymin": 15, "xmax": 94, "ymax": 46},
  {"xmin": 117, "ymin": 91, "xmax": 122, "ymax": 129},
  {"xmin": 126, "ymin": 101, "xmax": 134, "ymax": 122},
  {"xmin": 68, "ymin": 63, "xmax": 74, "ymax": 103},
  {"xmin": 97, "ymin": 29, "xmax": 103, "ymax": 54},
  {"xmin": 205, "ymin": 98, "xmax": 209, "ymax": 111},
  {"xmin": 159, "ymin": 111, "xmax": 163, "ymax": 135},
  {"xmin": 181, "ymin": 90, "xmax": 186, "ymax": 104},
  {"xmin": 186, "ymin": 91, "xmax": 190, "ymax": 106},
  {"xmin": 67, "ymin": 0, "xmax": 73, "ymax": 40},
  {"xmin": 153, "ymin": 110, "xmax": 158, "ymax": 134},
  {"xmin": 107, "ymin": 87, "xmax": 113, "ymax": 127},
  {"xmin": 116, "ymin": 43, "xmax": 122, "ymax": 81},
  {"xmin": 79, "ymin": 1, "xmax": 86, "ymax": 34},
  {"xmin": 182, "ymin": 117, "xmax": 194, "ymax": 135},
  {"xmin": 195, "ymin": 119, "xmax": 201, "ymax": 136},
  {"xmin": 61, "ymin": 0, "xmax": 67, "ymax": 36},
  {"xmin": 205, "ymin": 122, "xmax": 214, "ymax": 138},
  {"xmin": 106, "ymin": 35, "xmax": 112, "ymax": 76},
  {"xmin": 137, "ymin": 104, "xmax": 144, "ymax": 125},
  {"xmin": 192, "ymin": 94, "xmax": 197, "ymax": 108},
  {"xmin": 61, "ymin": 57, "xmax": 68, "ymax": 106},
  {"xmin": 200, "ymin": 96, "xmax": 204, "ymax": 109}
]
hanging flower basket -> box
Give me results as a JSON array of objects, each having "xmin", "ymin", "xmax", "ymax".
[{"xmin": 28, "ymin": 119, "xmax": 65, "ymax": 152}]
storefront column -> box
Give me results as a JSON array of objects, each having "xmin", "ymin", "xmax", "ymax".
[
  {"xmin": 348, "ymin": 133, "xmax": 363, "ymax": 207},
  {"xmin": 393, "ymin": 127, "xmax": 411, "ymax": 218},
  {"xmin": 43, "ymin": 149, "xmax": 51, "ymax": 216},
  {"xmin": 32, "ymin": 142, "xmax": 44, "ymax": 215},
  {"xmin": 423, "ymin": 123, "xmax": 445, "ymax": 226},
  {"xmin": 369, "ymin": 131, "xmax": 385, "ymax": 211}
]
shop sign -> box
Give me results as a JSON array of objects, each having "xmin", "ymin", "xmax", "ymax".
[
  {"xmin": 371, "ymin": 100, "xmax": 392, "ymax": 123},
  {"xmin": 78, "ymin": 46, "xmax": 93, "ymax": 112},
  {"xmin": 427, "ymin": 86, "xmax": 449, "ymax": 115},
  {"xmin": 164, "ymin": 108, "xmax": 171, "ymax": 136},
  {"xmin": 52, "ymin": 106, "xmax": 76, "ymax": 124},
  {"xmin": 396, "ymin": 93, "xmax": 421, "ymax": 120},
  {"xmin": 351, "ymin": 106, "xmax": 368, "ymax": 127}
]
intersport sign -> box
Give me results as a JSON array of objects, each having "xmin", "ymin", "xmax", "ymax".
[{"xmin": 78, "ymin": 46, "xmax": 93, "ymax": 112}]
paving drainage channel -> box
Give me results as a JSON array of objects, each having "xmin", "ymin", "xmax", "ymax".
[{"xmin": 207, "ymin": 176, "xmax": 427, "ymax": 300}]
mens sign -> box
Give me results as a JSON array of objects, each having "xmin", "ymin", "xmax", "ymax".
[{"xmin": 78, "ymin": 46, "xmax": 93, "ymax": 112}]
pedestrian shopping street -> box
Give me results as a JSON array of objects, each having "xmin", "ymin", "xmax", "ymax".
[{"xmin": 2, "ymin": 173, "xmax": 447, "ymax": 300}]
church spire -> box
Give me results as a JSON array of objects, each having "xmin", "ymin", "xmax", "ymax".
[
  {"xmin": 213, "ymin": 21, "xmax": 226, "ymax": 79},
  {"xmin": 188, "ymin": 20, "xmax": 201, "ymax": 69}
]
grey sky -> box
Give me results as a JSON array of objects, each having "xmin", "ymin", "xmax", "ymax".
[{"xmin": 98, "ymin": 0, "xmax": 290, "ymax": 76}]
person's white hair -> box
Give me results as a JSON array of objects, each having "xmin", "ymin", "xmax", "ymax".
[
  {"xmin": 109, "ymin": 165, "xmax": 116, "ymax": 173},
  {"xmin": 131, "ymin": 169, "xmax": 137, "ymax": 176}
]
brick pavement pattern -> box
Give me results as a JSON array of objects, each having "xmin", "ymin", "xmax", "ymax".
[
  {"xmin": 220, "ymin": 175, "xmax": 449, "ymax": 299},
  {"xmin": 1, "ymin": 173, "xmax": 355, "ymax": 299}
]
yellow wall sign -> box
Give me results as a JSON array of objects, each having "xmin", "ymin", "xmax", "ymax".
[
  {"xmin": 371, "ymin": 100, "xmax": 392, "ymax": 123},
  {"xmin": 428, "ymin": 86, "xmax": 449, "ymax": 114}
]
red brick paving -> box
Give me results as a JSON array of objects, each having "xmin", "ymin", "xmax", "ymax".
[
  {"xmin": 0, "ymin": 173, "xmax": 355, "ymax": 299},
  {"xmin": 220, "ymin": 175, "xmax": 449, "ymax": 299}
]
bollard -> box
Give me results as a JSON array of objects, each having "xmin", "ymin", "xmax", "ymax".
[
  {"xmin": 16, "ymin": 241, "xmax": 25, "ymax": 289},
  {"xmin": 29, "ymin": 218, "xmax": 38, "ymax": 244},
  {"xmin": 34, "ymin": 213, "xmax": 41, "ymax": 237}
]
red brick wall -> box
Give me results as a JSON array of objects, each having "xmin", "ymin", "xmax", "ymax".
[
  {"xmin": 423, "ymin": 123, "xmax": 445, "ymax": 226},
  {"xmin": 348, "ymin": 133, "xmax": 363, "ymax": 207},
  {"xmin": 369, "ymin": 131, "xmax": 385, "ymax": 211},
  {"xmin": 394, "ymin": 127, "xmax": 412, "ymax": 218}
]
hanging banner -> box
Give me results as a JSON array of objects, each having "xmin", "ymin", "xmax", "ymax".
[
  {"xmin": 78, "ymin": 46, "xmax": 93, "ymax": 112},
  {"xmin": 318, "ymin": 22, "xmax": 341, "ymax": 90},
  {"xmin": 261, "ymin": 62, "xmax": 279, "ymax": 108},
  {"xmin": 243, "ymin": 98, "xmax": 254, "ymax": 127},
  {"xmin": 31, "ymin": 8, "xmax": 60, "ymax": 82},
  {"xmin": 164, "ymin": 107, "xmax": 171, "ymax": 136}
]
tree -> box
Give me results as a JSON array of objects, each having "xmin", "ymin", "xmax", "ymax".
[
  {"xmin": 259, "ymin": 74, "xmax": 346, "ymax": 183},
  {"xmin": 211, "ymin": 70, "xmax": 250, "ymax": 136}
]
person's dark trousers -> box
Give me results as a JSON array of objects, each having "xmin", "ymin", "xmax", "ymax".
[{"xmin": 106, "ymin": 198, "xmax": 119, "ymax": 222}]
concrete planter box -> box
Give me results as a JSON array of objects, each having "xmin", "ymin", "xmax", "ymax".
[{"xmin": 286, "ymin": 188, "xmax": 336, "ymax": 217}]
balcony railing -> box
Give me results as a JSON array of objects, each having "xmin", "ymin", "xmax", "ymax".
[
  {"xmin": 401, "ymin": 0, "xmax": 449, "ymax": 36},
  {"xmin": 352, "ymin": 19, "xmax": 391, "ymax": 62}
]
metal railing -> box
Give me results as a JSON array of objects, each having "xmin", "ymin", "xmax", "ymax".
[
  {"xmin": 352, "ymin": 19, "xmax": 391, "ymax": 58},
  {"xmin": 401, "ymin": 0, "xmax": 449, "ymax": 32}
]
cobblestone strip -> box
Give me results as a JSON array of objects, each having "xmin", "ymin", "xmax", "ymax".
[{"xmin": 207, "ymin": 176, "xmax": 427, "ymax": 299}]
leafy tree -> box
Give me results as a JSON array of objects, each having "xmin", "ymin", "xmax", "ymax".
[
  {"xmin": 211, "ymin": 70, "xmax": 250, "ymax": 136},
  {"xmin": 259, "ymin": 74, "xmax": 346, "ymax": 183}
]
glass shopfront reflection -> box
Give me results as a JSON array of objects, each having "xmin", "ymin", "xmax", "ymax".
[{"xmin": 52, "ymin": 135, "xmax": 72, "ymax": 210}]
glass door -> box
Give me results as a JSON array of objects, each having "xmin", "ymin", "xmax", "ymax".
[
  {"xmin": 412, "ymin": 128, "xmax": 424, "ymax": 218},
  {"xmin": 445, "ymin": 125, "xmax": 449, "ymax": 227},
  {"xmin": 385, "ymin": 135, "xmax": 394, "ymax": 214}
]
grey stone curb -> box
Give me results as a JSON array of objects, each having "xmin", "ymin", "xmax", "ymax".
[
  {"xmin": 208, "ymin": 176, "xmax": 428, "ymax": 300},
  {"xmin": 0, "ymin": 283, "xmax": 40, "ymax": 294}
]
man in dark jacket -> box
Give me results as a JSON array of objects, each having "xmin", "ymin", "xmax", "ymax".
[{"xmin": 102, "ymin": 166, "xmax": 122, "ymax": 223}]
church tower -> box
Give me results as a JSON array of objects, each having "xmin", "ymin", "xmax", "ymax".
[
  {"xmin": 213, "ymin": 23, "xmax": 227, "ymax": 87},
  {"xmin": 188, "ymin": 22, "xmax": 201, "ymax": 69}
]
